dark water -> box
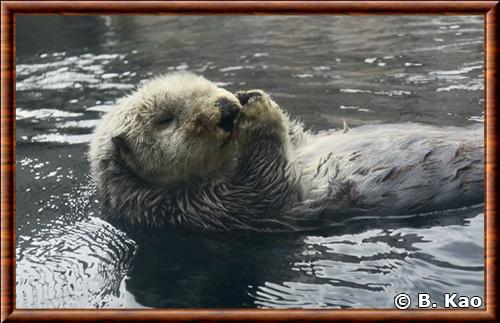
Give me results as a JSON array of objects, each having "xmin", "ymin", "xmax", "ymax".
[{"xmin": 16, "ymin": 16, "xmax": 484, "ymax": 308}]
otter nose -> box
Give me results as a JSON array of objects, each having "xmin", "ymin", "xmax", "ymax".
[{"xmin": 217, "ymin": 98, "xmax": 240, "ymax": 133}]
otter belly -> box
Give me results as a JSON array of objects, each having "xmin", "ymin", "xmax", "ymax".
[{"xmin": 297, "ymin": 123, "xmax": 483, "ymax": 214}]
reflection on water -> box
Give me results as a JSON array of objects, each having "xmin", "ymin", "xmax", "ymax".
[
  {"xmin": 253, "ymin": 209, "xmax": 483, "ymax": 308},
  {"xmin": 16, "ymin": 217, "xmax": 137, "ymax": 308},
  {"xmin": 16, "ymin": 15, "xmax": 483, "ymax": 308}
]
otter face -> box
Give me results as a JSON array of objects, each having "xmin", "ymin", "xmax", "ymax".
[{"xmin": 91, "ymin": 72, "xmax": 242, "ymax": 186}]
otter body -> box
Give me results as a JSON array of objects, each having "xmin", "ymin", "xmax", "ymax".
[
  {"xmin": 90, "ymin": 73, "xmax": 483, "ymax": 232},
  {"xmin": 296, "ymin": 123, "xmax": 483, "ymax": 216}
]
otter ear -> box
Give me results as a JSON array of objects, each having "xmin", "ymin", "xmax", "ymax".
[{"xmin": 111, "ymin": 135, "xmax": 130, "ymax": 158}]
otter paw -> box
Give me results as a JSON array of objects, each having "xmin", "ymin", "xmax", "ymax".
[
  {"xmin": 236, "ymin": 90, "xmax": 263, "ymax": 106},
  {"xmin": 236, "ymin": 90, "xmax": 286, "ymax": 132}
]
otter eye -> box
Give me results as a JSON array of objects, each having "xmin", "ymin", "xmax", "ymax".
[{"xmin": 156, "ymin": 116, "xmax": 175, "ymax": 128}]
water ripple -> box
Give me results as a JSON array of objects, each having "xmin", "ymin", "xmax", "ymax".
[
  {"xmin": 17, "ymin": 217, "xmax": 138, "ymax": 308},
  {"xmin": 251, "ymin": 211, "xmax": 483, "ymax": 308}
]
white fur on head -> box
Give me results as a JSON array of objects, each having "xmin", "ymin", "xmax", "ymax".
[{"xmin": 90, "ymin": 72, "xmax": 242, "ymax": 185}]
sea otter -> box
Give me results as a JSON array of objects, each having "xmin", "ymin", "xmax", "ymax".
[{"xmin": 89, "ymin": 72, "xmax": 483, "ymax": 232}]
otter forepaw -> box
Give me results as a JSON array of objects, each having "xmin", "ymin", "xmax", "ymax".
[
  {"xmin": 236, "ymin": 90, "xmax": 287, "ymax": 133},
  {"xmin": 235, "ymin": 90, "xmax": 263, "ymax": 106}
]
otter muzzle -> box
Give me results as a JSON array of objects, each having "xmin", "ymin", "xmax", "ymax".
[{"xmin": 217, "ymin": 98, "xmax": 240, "ymax": 133}]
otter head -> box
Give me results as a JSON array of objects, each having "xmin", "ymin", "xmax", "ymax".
[{"xmin": 90, "ymin": 72, "xmax": 242, "ymax": 186}]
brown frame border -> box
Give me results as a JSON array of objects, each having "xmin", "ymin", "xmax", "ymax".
[{"xmin": 1, "ymin": 1, "xmax": 498, "ymax": 322}]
